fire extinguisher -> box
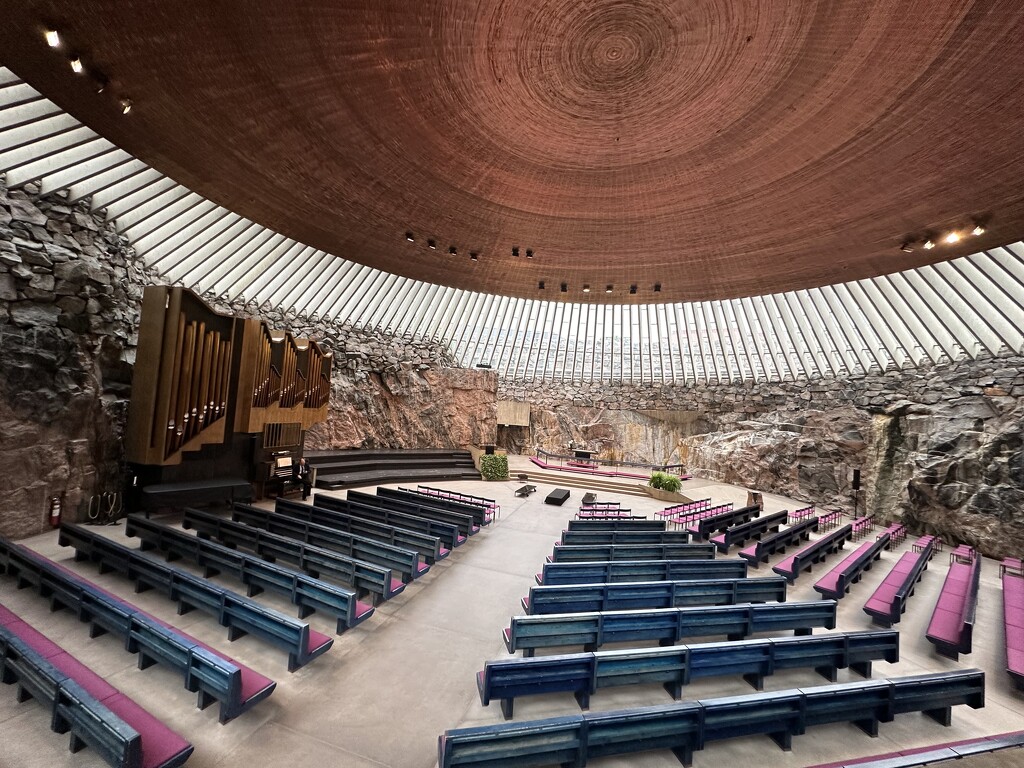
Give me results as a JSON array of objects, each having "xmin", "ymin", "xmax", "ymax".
[{"xmin": 48, "ymin": 495, "xmax": 62, "ymax": 528}]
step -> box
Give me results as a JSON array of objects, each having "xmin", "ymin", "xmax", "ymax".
[{"xmin": 511, "ymin": 468, "xmax": 653, "ymax": 499}]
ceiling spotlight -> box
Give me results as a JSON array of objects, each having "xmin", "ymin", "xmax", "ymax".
[
  {"xmin": 945, "ymin": 232, "xmax": 960, "ymax": 244},
  {"xmin": 582, "ymin": 284, "xmax": 591, "ymax": 293},
  {"xmin": 70, "ymin": 57, "xmax": 83, "ymax": 74},
  {"xmin": 427, "ymin": 239, "xmax": 436, "ymax": 249},
  {"xmin": 512, "ymin": 246, "xmax": 520, "ymax": 257},
  {"xmin": 94, "ymin": 77, "xmax": 108, "ymax": 94},
  {"xmin": 448, "ymin": 245, "xmax": 457, "ymax": 255},
  {"xmin": 923, "ymin": 240, "xmax": 935, "ymax": 250},
  {"xmin": 469, "ymin": 252, "xmax": 478, "ymax": 261},
  {"xmin": 972, "ymin": 225, "xmax": 985, "ymax": 236},
  {"xmin": 538, "ymin": 281, "xmax": 545, "ymax": 289},
  {"xmin": 629, "ymin": 284, "xmax": 637, "ymax": 295},
  {"xmin": 900, "ymin": 242, "xmax": 914, "ymax": 253},
  {"xmin": 605, "ymin": 285, "xmax": 613, "ymax": 293},
  {"xmin": 120, "ymin": 98, "xmax": 133, "ymax": 115},
  {"xmin": 654, "ymin": 283, "xmax": 662, "ymax": 292},
  {"xmin": 560, "ymin": 282, "xmax": 568, "ymax": 293},
  {"xmin": 526, "ymin": 249, "xmax": 534, "ymax": 258},
  {"xmin": 45, "ymin": 29, "xmax": 60, "ymax": 47},
  {"xmin": 405, "ymin": 232, "xmax": 414, "ymax": 241}
]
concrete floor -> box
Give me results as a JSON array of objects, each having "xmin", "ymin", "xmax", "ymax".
[{"xmin": 2, "ymin": 459, "xmax": 1023, "ymax": 768}]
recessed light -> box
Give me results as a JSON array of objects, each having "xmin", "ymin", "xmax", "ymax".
[
  {"xmin": 945, "ymin": 232, "xmax": 960, "ymax": 244},
  {"xmin": 538, "ymin": 281, "xmax": 545, "ymax": 289},
  {"xmin": 900, "ymin": 242, "xmax": 914, "ymax": 253},
  {"xmin": 405, "ymin": 232, "xmax": 414, "ymax": 242},
  {"xmin": 629, "ymin": 284, "xmax": 637, "ymax": 295},
  {"xmin": 45, "ymin": 29, "xmax": 60, "ymax": 47},
  {"xmin": 427, "ymin": 239, "xmax": 436, "ymax": 249},
  {"xmin": 526, "ymin": 249, "xmax": 533, "ymax": 258},
  {"xmin": 512, "ymin": 246, "xmax": 520, "ymax": 257},
  {"xmin": 70, "ymin": 57, "xmax": 83, "ymax": 74},
  {"xmin": 120, "ymin": 98, "xmax": 133, "ymax": 115},
  {"xmin": 971, "ymin": 225, "xmax": 985, "ymax": 236},
  {"xmin": 923, "ymin": 240, "xmax": 935, "ymax": 250},
  {"xmin": 470, "ymin": 252, "xmax": 478, "ymax": 261},
  {"xmin": 560, "ymin": 282, "xmax": 568, "ymax": 293},
  {"xmin": 654, "ymin": 283, "xmax": 662, "ymax": 292},
  {"xmin": 582, "ymin": 284, "xmax": 591, "ymax": 293},
  {"xmin": 605, "ymin": 285, "xmax": 613, "ymax": 293},
  {"xmin": 448, "ymin": 246, "xmax": 457, "ymax": 255}
]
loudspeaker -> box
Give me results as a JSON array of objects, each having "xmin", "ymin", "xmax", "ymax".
[
  {"xmin": 484, "ymin": 445, "xmax": 495, "ymax": 455},
  {"xmin": 852, "ymin": 469, "xmax": 861, "ymax": 490}
]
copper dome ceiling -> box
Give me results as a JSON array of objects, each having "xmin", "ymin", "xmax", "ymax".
[{"xmin": 3, "ymin": 0, "xmax": 1024, "ymax": 303}]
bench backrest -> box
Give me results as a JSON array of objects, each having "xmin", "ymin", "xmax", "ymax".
[{"xmin": 539, "ymin": 558, "xmax": 747, "ymax": 585}]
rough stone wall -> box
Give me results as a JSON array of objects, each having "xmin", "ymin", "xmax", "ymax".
[{"xmin": 501, "ymin": 357, "xmax": 1024, "ymax": 557}]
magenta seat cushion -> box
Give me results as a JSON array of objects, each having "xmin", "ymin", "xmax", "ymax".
[
  {"xmin": 103, "ymin": 693, "xmax": 192, "ymax": 768},
  {"xmin": 49, "ymin": 653, "xmax": 120, "ymax": 702}
]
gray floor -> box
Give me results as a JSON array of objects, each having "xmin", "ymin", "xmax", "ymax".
[{"xmin": 2, "ymin": 461, "xmax": 1024, "ymax": 768}]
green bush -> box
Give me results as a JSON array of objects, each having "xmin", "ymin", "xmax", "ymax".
[
  {"xmin": 480, "ymin": 453, "xmax": 509, "ymax": 480},
  {"xmin": 648, "ymin": 471, "xmax": 682, "ymax": 494}
]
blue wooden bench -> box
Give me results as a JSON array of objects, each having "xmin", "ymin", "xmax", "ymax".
[
  {"xmin": 442, "ymin": 669, "xmax": 984, "ymax": 767},
  {"xmin": 686, "ymin": 504, "xmax": 759, "ymax": 540},
  {"xmin": 772, "ymin": 524, "xmax": 854, "ymax": 584},
  {"xmin": 710, "ymin": 510, "xmax": 787, "ymax": 553},
  {"xmin": 314, "ymin": 492, "xmax": 464, "ymax": 550},
  {"xmin": 863, "ymin": 536, "xmax": 935, "ymax": 627},
  {"xmin": 560, "ymin": 529, "xmax": 691, "ymax": 546},
  {"xmin": 537, "ymin": 558, "xmax": 747, "ymax": 586},
  {"xmin": 738, "ymin": 516, "xmax": 819, "ymax": 567},
  {"xmin": 124, "ymin": 514, "xmax": 374, "ymax": 633},
  {"xmin": 182, "ymin": 508, "xmax": 404, "ymax": 604},
  {"xmin": 926, "ymin": 553, "xmax": 980, "ymax": 660},
  {"xmin": 0, "ymin": 604, "xmax": 194, "ymax": 768},
  {"xmin": 349, "ymin": 489, "xmax": 478, "ymax": 537},
  {"xmin": 383, "ymin": 486, "xmax": 492, "ymax": 526},
  {"xmin": 523, "ymin": 576, "xmax": 787, "ymax": 614},
  {"xmin": 58, "ymin": 523, "xmax": 335, "ymax": 672},
  {"xmin": 479, "ymin": 629, "xmax": 899, "ymax": 718},
  {"xmin": 0, "ymin": 534, "xmax": 276, "ymax": 722},
  {"xmin": 548, "ymin": 542, "xmax": 715, "ymax": 563},
  {"xmin": 503, "ymin": 600, "xmax": 837, "ymax": 656},
  {"xmin": 813, "ymin": 532, "xmax": 890, "ymax": 600},
  {"xmin": 234, "ymin": 502, "xmax": 428, "ymax": 582},
  {"xmin": 273, "ymin": 498, "xmax": 447, "ymax": 563},
  {"xmin": 566, "ymin": 519, "xmax": 666, "ymax": 531}
]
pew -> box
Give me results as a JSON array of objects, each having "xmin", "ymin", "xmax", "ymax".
[
  {"xmin": 566, "ymin": 519, "xmax": 666, "ymax": 532},
  {"xmin": 560, "ymin": 529, "xmax": 691, "ymax": 546},
  {"xmin": 440, "ymin": 669, "xmax": 984, "ymax": 767},
  {"xmin": 863, "ymin": 536, "xmax": 935, "ymax": 628},
  {"xmin": 414, "ymin": 484, "xmax": 500, "ymax": 520},
  {"xmin": 0, "ymin": 604, "xmax": 194, "ymax": 768},
  {"xmin": 314, "ymin": 492, "xmax": 464, "ymax": 550},
  {"xmin": 738, "ymin": 516, "xmax": 819, "ymax": 568},
  {"xmin": 548, "ymin": 542, "xmax": 715, "ymax": 564},
  {"xmin": 381, "ymin": 486, "xmax": 492, "ymax": 527},
  {"xmin": 710, "ymin": 510, "xmax": 787, "ymax": 553},
  {"xmin": 686, "ymin": 504, "xmax": 759, "ymax": 540},
  {"xmin": 57, "ymin": 523, "xmax": 334, "ymax": 672},
  {"xmin": 537, "ymin": 558, "xmax": 748, "ymax": 586},
  {"xmin": 124, "ymin": 514, "xmax": 375, "ymax": 632},
  {"xmin": 1002, "ymin": 567, "xmax": 1024, "ymax": 691},
  {"xmin": 926, "ymin": 554, "xmax": 981, "ymax": 660},
  {"xmin": 0, "ymin": 535, "xmax": 276, "ymax": 721},
  {"xmin": 813, "ymin": 533, "xmax": 890, "ymax": 600},
  {"xmin": 181, "ymin": 508, "xmax": 404, "ymax": 604},
  {"xmin": 272, "ymin": 497, "xmax": 447, "ymax": 564},
  {"xmin": 523, "ymin": 576, "xmax": 787, "ymax": 614},
  {"xmin": 772, "ymin": 524, "xmax": 853, "ymax": 584},
  {"xmin": 234, "ymin": 502, "xmax": 428, "ymax": 582},
  {"xmin": 478, "ymin": 629, "xmax": 899, "ymax": 718},
  {"xmin": 503, "ymin": 600, "xmax": 837, "ymax": 656},
  {"xmin": 349, "ymin": 489, "xmax": 477, "ymax": 537}
]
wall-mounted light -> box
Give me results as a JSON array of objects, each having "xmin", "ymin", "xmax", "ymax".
[
  {"xmin": 45, "ymin": 29, "xmax": 60, "ymax": 47},
  {"xmin": 70, "ymin": 57, "xmax": 83, "ymax": 74},
  {"xmin": 120, "ymin": 98, "xmax": 133, "ymax": 115}
]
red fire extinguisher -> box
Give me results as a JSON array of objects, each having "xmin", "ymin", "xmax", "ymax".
[{"xmin": 48, "ymin": 496, "xmax": 62, "ymax": 528}]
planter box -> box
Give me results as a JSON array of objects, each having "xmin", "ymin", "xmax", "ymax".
[{"xmin": 639, "ymin": 484, "xmax": 693, "ymax": 504}]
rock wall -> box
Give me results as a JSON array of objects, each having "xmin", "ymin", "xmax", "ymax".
[{"xmin": 501, "ymin": 357, "xmax": 1024, "ymax": 557}]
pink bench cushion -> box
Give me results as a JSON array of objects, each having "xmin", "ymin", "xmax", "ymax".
[{"xmin": 103, "ymin": 693, "xmax": 192, "ymax": 768}]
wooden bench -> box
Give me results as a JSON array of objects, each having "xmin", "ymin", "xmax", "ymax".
[
  {"xmin": 440, "ymin": 669, "xmax": 983, "ymax": 767},
  {"xmin": 58, "ymin": 523, "xmax": 335, "ymax": 672},
  {"xmin": 560, "ymin": 529, "xmax": 691, "ymax": 546},
  {"xmin": 813, "ymin": 532, "xmax": 890, "ymax": 600},
  {"xmin": 738, "ymin": 516, "xmax": 820, "ymax": 568},
  {"xmin": 1003, "ymin": 566, "xmax": 1024, "ymax": 691},
  {"xmin": 537, "ymin": 558, "xmax": 747, "ymax": 586},
  {"xmin": 276, "ymin": 498, "xmax": 447, "ymax": 563},
  {"xmin": 479, "ymin": 629, "xmax": 898, "ymax": 718},
  {"xmin": 182, "ymin": 508, "xmax": 404, "ymax": 605},
  {"xmin": 124, "ymin": 514, "xmax": 375, "ymax": 633},
  {"xmin": 926, "ymin": 554, "xmax": 981, "ymax": 660},
  {"xmin": 863, "ymin": 536, "xmax": 936, "ymax": 628},
  {"xmin": 234, "ymin": 502, "xmax": 428, "ymax": 582},
  {"xmin": 548, "ymin": 542, "xmax": 715, "ymax": 564},
  {"xmin": 772, "ymin": 524, "xmax": 853, "ymax": 584},
  {"xmin": 381, "ymin": 486, "xmax": 491, "ymax": 527},
  {"xmin": 314, "ymin": 492, "xmax": 464, "ymax": 550},
  {"xmin": 686, "ymin": 504, "xmax": 759, "ymax": 540},
  {"xmin": 0, "ymin": 605, "xmax": 194, "ymax": 768},
  {"xmin": 523, "ymin": 576, "xmax": 787, "ymax": 615},
  {"xmin": 566, "ymin": 519, "xmax": 666, "ymax": 531},
  {"xmin": 710, "ymin": 511, "xmax": 788, "ymax": 553},
  {"xmin": 515, "ymin": 484, "xmax": 536, "ymax": 497},
  {"xmin": 503, "ymin": 600, "xmax": 837, "ymax": 656},
  {"xmin": 349, "ymin": 489, "xmax": 479, "ymax": 537},
  {"xmin": 0, "ymin": 534, "xmax": 276, "ymax": 722}
]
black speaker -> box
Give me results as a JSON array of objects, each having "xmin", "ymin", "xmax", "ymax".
[
  {"xmin": 852, "ymin": 469, "xmax": 861, "ymax": 490},
  {"xmin": 484, "ymin": 445, "xmax": 495, "ymax": 455}
]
